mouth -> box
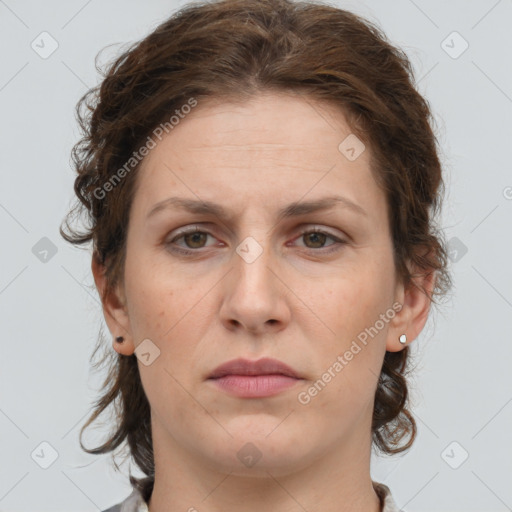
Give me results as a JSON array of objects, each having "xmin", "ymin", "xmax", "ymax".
[
  {"xmin": 207, "ymin": 357, "xmax": 303, "ymax": 398},
  {"xmin": 208, "ymin": 357, "xmax": 301, "ymax": 379},
  {"xmin": 208, "ymin": 374, "xmax": 301, "ymax": 398}
]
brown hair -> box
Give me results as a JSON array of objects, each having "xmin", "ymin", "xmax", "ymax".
[{"xmin": 60, "ymin": 0, "xmax": 452, "ymax": 501}]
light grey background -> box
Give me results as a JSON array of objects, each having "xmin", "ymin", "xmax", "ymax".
[{"xmin": 1, "ymin": 0, "xmax": 511, "ymax": 511}]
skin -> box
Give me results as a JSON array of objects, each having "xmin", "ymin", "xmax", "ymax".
[{"xmin": 93, "ymin": 91, "xmax": 434, "ymax": 512}]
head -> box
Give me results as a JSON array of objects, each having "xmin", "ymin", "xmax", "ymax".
[{"xmin": 61, "ymin": 0, "xmax": 451, "ymax": 501}]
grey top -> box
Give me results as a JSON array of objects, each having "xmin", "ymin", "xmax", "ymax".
[{"xmin": 102, "ymin": 481, "xmax": 402, "ymax": 511}]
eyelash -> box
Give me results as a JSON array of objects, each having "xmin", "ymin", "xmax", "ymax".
[{"xmin": 166, "ymin": 226, "xmax": 347, "ymax": 256}]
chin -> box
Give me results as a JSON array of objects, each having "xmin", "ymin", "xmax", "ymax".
[{"xmin": 201, "ymin": 425, "xmax": 315, "ymax": 477}]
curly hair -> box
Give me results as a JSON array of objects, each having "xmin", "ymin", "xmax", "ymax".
[{"xmin": 60, "ymin": 0, "xmax": 452, "ymax": 502}]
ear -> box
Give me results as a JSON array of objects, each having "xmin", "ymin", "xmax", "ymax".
[
  {"xmin": 386, "ymin": 262, "xmax": 437, "ymax": 353},
  {"xmin": 91, "ymin": 252, "xmax": 135, "ymax": 356}
]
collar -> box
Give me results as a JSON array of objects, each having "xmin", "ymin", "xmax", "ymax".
[{"xmin": 116, "ymin": 480, "xmax": 401, "ymax": 512}]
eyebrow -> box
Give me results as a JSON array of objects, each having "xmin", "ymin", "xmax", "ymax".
[{"xmin": 146, "ymin": 194, "xmax": 367, "ymax": 223}]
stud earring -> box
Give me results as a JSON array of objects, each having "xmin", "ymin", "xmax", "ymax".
[
  {"xmin": 115, "ymin": 336, "xmax": 124, "ymax": 343},
  {"xmin": 399, "ymin": 334, "xmax": 407, "ymax": 344}
]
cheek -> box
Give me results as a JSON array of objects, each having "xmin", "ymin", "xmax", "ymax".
[
  {"xmin": 301, "ymin": 264, "xmax": 391, "ymax": 338},
  {"xmin": 125, "ymin": 284, "xmax": 169, "ymax": 337},
  {"xmin": 124, "ymin": 261, "xmax": 216, "ymax": 371},
  {"xmin": 124, "ymin": 250, "xmax": 186, "ymax": 333},
  {"xmin": 296, "ymin": 259, "xmax": 392, "ymax": 406}
]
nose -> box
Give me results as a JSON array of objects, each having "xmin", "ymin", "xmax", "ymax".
[{"xmin": 219, "ymin": 238, "xmax": 291, "ymax": 335}]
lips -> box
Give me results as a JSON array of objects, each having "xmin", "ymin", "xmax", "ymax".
[{"xmin": 208, "ymin": 357, "xmax": 301, "ymax": 379}]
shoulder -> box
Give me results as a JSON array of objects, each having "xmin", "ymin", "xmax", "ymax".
[
  {"xmin": 101, "ymin": 505, "xmax": 121, "ymax": 512},
  {"xmin": 372, "ymin": 481, "xmax": 403, "ymax": 512},
  {"xmin": 101, "ymin": 488, "xmax": 149, "ymax": 512}
]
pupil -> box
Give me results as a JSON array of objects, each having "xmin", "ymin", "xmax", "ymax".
[
  {"xmin": 307, "ymin": 232, "xmax": 325, "ymax": 248},
  {"xmin": 186, "ymin": 232, "xmax": 206, "ymax": 248}
]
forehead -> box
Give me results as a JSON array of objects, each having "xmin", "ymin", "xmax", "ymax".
[
  {"xmin": 130, "ymin": 91, "xmax": 386, "ymax": 226},
  {"xmin": 169, "ymin": 91, "xmax": 355, "ymax": 149}
]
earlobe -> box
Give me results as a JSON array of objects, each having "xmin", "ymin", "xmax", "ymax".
[
  {"xmin": 386, "ymin": 332, "xmax": 409, "ymax": 353},
  {"xmin": 386, "ymin": 267, "xmax": 436, "ymax": 353},
  {"xmin": 113, "ymin": 334, "xmax": 136, "ymax": 356},
  {"xmin": 91, "ymin": 253, "xmax": 135, "ymax": 356}
]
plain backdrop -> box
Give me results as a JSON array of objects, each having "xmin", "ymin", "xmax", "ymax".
[{"xmin": 0, "ymin": 0, "xmax": 511, "ymax": 511}]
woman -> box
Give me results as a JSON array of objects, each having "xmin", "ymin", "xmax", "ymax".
[{"xmin": 60, "ymin": 0, "xmax": 451, "ymax": 510}]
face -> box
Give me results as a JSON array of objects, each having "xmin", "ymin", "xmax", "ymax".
[{"xmin": 99, "ymin": 91, "xmax": 421, "ymax": 478}]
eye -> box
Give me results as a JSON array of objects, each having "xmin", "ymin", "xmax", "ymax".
[
  {"xmin": 292, "ymin": 227, "xmax": 347, "ymax": 254},
  {"xmin": 166, "ymin": 226, "xmax": 218, "ymax": 255},
  {"xmin": 165, "ymin": 225, "xmax": 347, "ymax": 256}
]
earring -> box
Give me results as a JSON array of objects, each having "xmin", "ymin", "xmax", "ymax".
[
  {"xmin": 115, "ymin": 336, "xmax": 124, "ymax": 343},
  {"xmin": 399, "ymin": 334, "xmax": 407, "ymax": 344}
]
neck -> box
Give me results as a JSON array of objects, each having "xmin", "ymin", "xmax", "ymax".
[{"xmin": 147, "ymin": 415, "xmax": 381, "ymax": 512}]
